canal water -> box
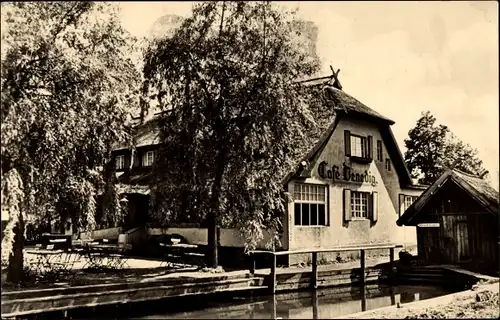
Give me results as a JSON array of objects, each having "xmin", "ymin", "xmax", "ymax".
[{"xmin": 131, "ymin": 284, "xmax": 456, "ymax": 319}]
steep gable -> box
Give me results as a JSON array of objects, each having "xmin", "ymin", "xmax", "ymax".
[{"xmin": 284, "ymin": 81, "xmax": 413, "ymax": 188}]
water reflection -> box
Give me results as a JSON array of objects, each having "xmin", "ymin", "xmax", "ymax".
[
  {"xmin": 312, "ymin": 290, "xmax": 319, "ymax": 319},
  {"xmin": 136, "ymin": 284, "xmax": 455, "ymax": 319}
]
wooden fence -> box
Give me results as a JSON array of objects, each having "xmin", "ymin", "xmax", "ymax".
[{"xmin": 249, "ymin": 243, "xmax": 403, "ymax": 294}]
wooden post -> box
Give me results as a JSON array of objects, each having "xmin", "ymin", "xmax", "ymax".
[
  {"xmin": 271, "ymin": 294, "xmax": 277, "ymax": 319},
  {"xmin": 361, "ymin": 282, "xmax": 367, "ymax": 312},
  {"xmin": 312, "ymin": 290, "xmax": 319, "ymax": 319},
  {"xmin": 270, "ymin": 254, "xmax": 277, "ymax": 294},
  {"xmin": 311, "ymin": 251, "xmax": 318, "ymax": 289},
  {"xmin": 360, "ymin": 249, "xmax": 365, "ymax": 285},
  {"xmin": 249, "ymin": 252, "xmax": 255, "ymax": 275},
  {"xmin": 390, "ymin": 286, "xmax": 396, "ymax": 305},
  {"xmin": 389, "ymin": 247, "xmax": 395, "ymax": 281}
]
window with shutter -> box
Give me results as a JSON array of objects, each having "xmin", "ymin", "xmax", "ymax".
[
  {"xmin": 399, "ymin": 194, "xmax": 418, "ymax": 216},
  {"xmin": 343, "ymin": 189, "xmax": 352, "ymax": 222},
  {"xmin": 346, "ymin": 132, "xmax": 373, "ymax": 163},
  {"xmin": 399, "ymin": 194, "xmax": 405, "ymax": 216},
  {"xmin": 371, "ymin": 192, "xmax": 378, "ymax": 222},
  {"xmin": 351, "ymin": 191, "xmax": 370, "ymax": 218},
  {"xmin": 367, "ymin": 136, "xmax": 373, "ymax": 160},
  {"xmin": 344, "ymin": 130, "xmax": 351, "ymax": 157}
]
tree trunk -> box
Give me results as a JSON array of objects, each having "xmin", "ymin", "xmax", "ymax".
[
  {"xmin": 7, "ymin": 213, "xmax": 25, "ymax": 283},
  {"xmin": 207, "ymin": 211, "xmax": 218, "ymax": 268},
  {"xmin": 206, "ymin": 153, "xmax": 226, "ymax": 268}
]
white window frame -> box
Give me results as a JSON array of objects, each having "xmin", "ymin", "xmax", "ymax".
[
  {"xmin": 403, "ymin": 195, "xmax": 418, "ymax": 212},
  {"xmin": 143, "ymin": 151, "xmax": 156, "ymax": 167},
  {"xmin": 351, "ymin": 191, "xmax": 370, "ymax": 219},
  {"xmin": 293, "ymin": 183, "xmax": 328, "ymax": 226},
  {"xmin": 350, "ymin": 135, "xmax": 367, "ymax": 158},
  {"xmin": 115, "ymin": 155, "xmax": 125, "ymax": 170}
]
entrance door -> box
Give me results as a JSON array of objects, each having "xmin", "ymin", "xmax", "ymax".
[{"xmin": 456, "ymin": 221, "xmax": 470, "ymax": 262}]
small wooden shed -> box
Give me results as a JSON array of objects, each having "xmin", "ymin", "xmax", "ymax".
[{"xmin": 397, "ymin": 169, "xmax": 499, "ymax": 275}]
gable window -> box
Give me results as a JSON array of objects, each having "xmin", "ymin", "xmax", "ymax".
[
  {"xmin": 343, "ymin": 189, "xmax": 378, "ymax": 222},
  {"xmin": 294, "ymin": 183, "xmax": 327, "ymax": 226},
  {"xmin": 351, "ymin": 135, "xmax": 366, "ymax": 158},
  {"xmin": 115, "ymin": 155, "xmax": 125, "ymax": 170},
  {"xmin": 377, "ymin": 140, "xmax": 383, "ymax": 161},
  {"xmin": 344, "ymin": 130, "xmax": 373, "ymax": 163},
  {"xmin": 399, "ymin": 194, "xmax": 418, "ymax": 216},
  {"xmin": 385, "ymin": 158, "xmax": 391, "ymax": 171},
  {"xmin": 142, "ymin": 151, "xmax": 156, "ymax": 167}
]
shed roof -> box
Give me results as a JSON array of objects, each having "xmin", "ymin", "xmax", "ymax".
[{"xmin": 397, "ymin": 169, "xmax": 499, "ymax": 226}]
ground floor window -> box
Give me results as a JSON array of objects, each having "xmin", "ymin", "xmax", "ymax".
[
  {"xmin": 294, "ymin": 183, "xmax": 327, "ymax": 226},
  {"xmin": 343, "ymin": 189, "xmax": 378, "ymax": 222},
  {"xmin": 399, "ymin": 194, "xmax": 419, "ymax": 215},
  {"xmin": 351, "ymin": 191, "xmax": 370, "ymax": 218}
]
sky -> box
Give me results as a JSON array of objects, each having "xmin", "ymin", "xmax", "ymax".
[{"xmin": 119, "ymin": 1, "xmax": 499, "ymax": 189}]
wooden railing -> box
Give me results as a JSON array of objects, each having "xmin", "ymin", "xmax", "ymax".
[{"xmin": 248, "ymin": 243, "xmax": 403, "ymax": 294}]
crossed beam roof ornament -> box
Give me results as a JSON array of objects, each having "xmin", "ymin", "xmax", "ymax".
[{"xmin": 329, "ymin": 65, "xmax": 343, "ymax": 90}]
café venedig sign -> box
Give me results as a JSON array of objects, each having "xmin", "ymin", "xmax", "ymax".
[{"xmin": 318, "ymin": 161, "xmax": 378, "ymax": 186}]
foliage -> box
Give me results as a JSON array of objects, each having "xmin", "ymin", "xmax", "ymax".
[
  {"xmin": 1, "ymin": 2, "xmax": 139, "ymax": 280},
  {"xmin": 1, "ymin": 169, "xmax": 24, "ymax": 265},
  {"xmin": 404, "ymin": 111, "xmax": 486, "ymax": 185},
  {"xmin": 143, "ymin": 1, "xmax": 327, "ymax": 256}
]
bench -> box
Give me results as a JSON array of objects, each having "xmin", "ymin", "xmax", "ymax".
[{"xmin": 158, "ymin": 235, "xmax": 205, "ymax": 267}]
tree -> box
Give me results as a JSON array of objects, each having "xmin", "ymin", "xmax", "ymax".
[
  {"xmin": 404, "ymin": 111, "xmax": 486, "ymax": 185},
  {"xmin": 143, "ymin": 1, "xmax": 324, "ymax": 267},
  {"xmin": 1, "ymin": 2, "xmax": 139, "ymax": 282}
]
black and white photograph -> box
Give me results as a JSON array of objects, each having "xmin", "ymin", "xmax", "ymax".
[{"xmin": 1, "ymin": 1, "xmax": 498, "ymax": 319}]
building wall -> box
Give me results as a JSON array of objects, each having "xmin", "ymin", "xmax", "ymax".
[
  {"xmin": 414, "ymin": 181, "xmax": 498, "ymax": 274},
  {"xmin": 285, "ymin": 116, "xmax": 422, "ymax": 264},
  {"xmin": 147, "ymin": 227, "xmax": 274, "ymax": 249}
]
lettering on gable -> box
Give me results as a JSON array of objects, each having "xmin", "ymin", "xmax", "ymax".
[{"xmin": 318, "ymin": 161, "xmax": 377, "ymax": 186}]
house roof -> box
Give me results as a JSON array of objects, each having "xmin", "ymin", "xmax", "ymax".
[
  {"xmin": 282, "ymin": 78, "xmax": 413, "ymax": 187},
  {"xmin": 299, "ymin": 77, "xmax": 395, "ymax": 124},
  {"xmin": 113, "ymin": 116, "xmax": 162, "ymax": 151},
  {"xmin": 322, "ymin": 86, "xmax": 395, "ymax": 124},
  {"xmin": 397, "ymin": 169, "xmax": 500, "ymax": 226}
]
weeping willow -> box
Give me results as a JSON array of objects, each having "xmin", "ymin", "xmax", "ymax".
[{"xmin": 1, "ymin": 169, "xmax": 24, "ymax": 265}]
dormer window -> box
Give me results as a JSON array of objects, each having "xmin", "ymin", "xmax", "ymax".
[
  {"xmin": 344, "ymin": 130, "xmax": 373, "ymax": 163},
  {"xmin": 115, "ymin": 155, "xmax": 125, "ymax": 170},
  {"xmin": 142, "ymin": 151, "xmax": 156, "ymax": 167}
]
